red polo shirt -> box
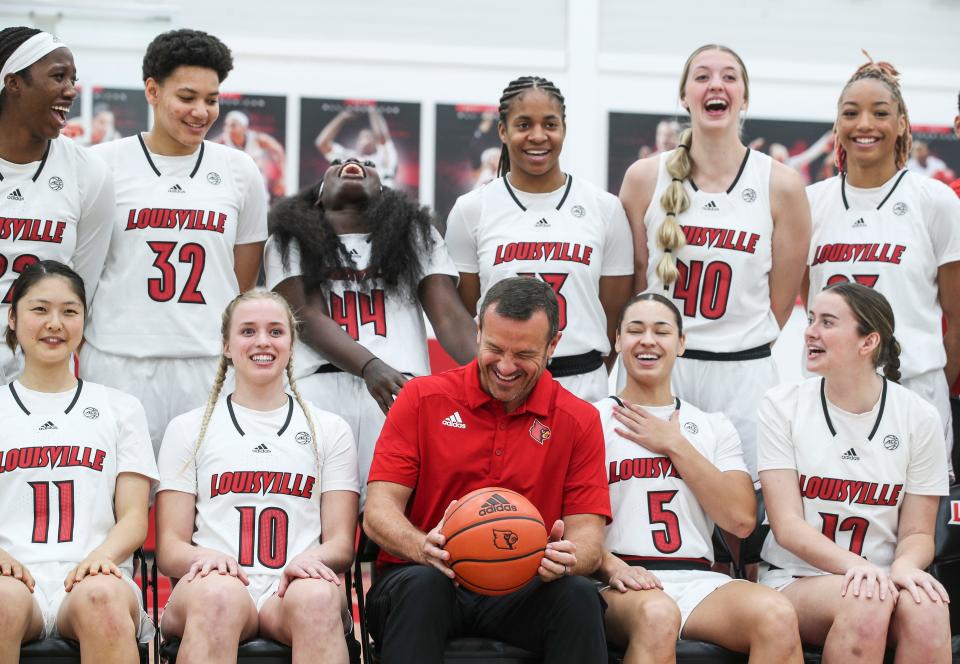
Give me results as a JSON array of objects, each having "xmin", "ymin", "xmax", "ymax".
[{"xmin": 368, "ymin": 359, "xmax": 611, "ymax": 568}]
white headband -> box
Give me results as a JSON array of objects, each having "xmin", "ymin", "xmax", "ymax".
[{"xmin": 0, "ymin": 32, "xmax": 67, "ymax": 93}]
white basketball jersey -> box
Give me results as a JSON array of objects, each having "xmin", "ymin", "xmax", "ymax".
[
  {"xmin": 86, "ymin": 136, "xmax": 268, "ymax": 358},
  {"xmin": 758, "ymin": 378, "xmax": 948, "ymax": 576},
  {"xmin": 0, "ymin": 380, "xmax": 158, "ymax": 575},
  {"xmin": 264, "ymin": 228, "xmax": 457, "ymax": 378},
  {"xmin": 445, "ymin": 175, "xmax": 633, "ymax": 357},
  {"xmin": 645, "ymin": 149, "xmax": 779, "ymax": 352},
  {"xmin": 0, "ymin": 137, "xmax": 113, "ymax": 375},
  {"xmin": 158, "ymin": 395, "xmax": 359, "ymax": 575},
  {"xmin": 807, "ymin": 171, "xmax": 960, "ymax": 379},
  {"xmin": 596, "ymin": 397, "xmax": 748, "ymax": 565}
]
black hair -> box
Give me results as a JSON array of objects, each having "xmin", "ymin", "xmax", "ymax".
[
  {"xmin": 269, "ymin": 185, "xmax": 437, "ymax": 301},
  {"xmin": 617, "ymin": 292, "xmax": 683, "ymax": 334},
  {"xmin": 142, "ymin": 29, "xmax": 233, "ymax": 84},
  {"xmin": 6, "ymin": 260, "xmax": 86, "ymax": 352},
  {"xmin": 822, "ymin": 282, "xmax": 900, "ymax": 383},
  {"xmin": 0, "ymin": 27, "xmax": 42, "ymax": 115},
  {"xmin": 496, "ymin": 76, "xmax": 566, "ymax": 178},
  {"xmin": 478, "ymin": 277, "xmax": 559, "ymax": 342}
]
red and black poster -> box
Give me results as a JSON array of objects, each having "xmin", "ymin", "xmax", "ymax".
[{"xmin": 434, "ymin": 103, "xmax": 501, "ymax": 223}]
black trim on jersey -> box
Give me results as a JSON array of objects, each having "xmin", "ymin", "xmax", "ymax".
[
  {"xmin": 8, "ymin": 379, "xmax": 83, "ymax": 416},
  {"xmin": 547, "ymin": 349, "xmax": 602, "ymax": 377},
  {"xmin": 689, "ymin": 148, "xmax": 750, "ymax": 194},
  {"xmin": 0, "ymin": 141, "xmax": 51, "ymax": 183},
  {"xmin": 227, "ymin": 394, "xmax": 294, "ymax": 437},
  {"xmin": 608, "ymin": 395, "xmax": 680, "ymax": 410},
  {"xmin": 502, "ymin": 174, "xmax": 573, "ymax": 212},
  {"xmin": 609, "ymin": 396, "xmax": 625, "ymax": 407},
  {"xmin": 137, "ymin": 133, "xmax": 205, "ymax": 179},
  {"xmin": 840, "ymin": 170, "xmax": 908, "ymax": 211},
  {"xmin": 614, "ymin": 553, "xmax": 712, "ymax": 572},
  {"xmin": 820, "ymin": 376, "xmax": 887, "ymax": 440}
]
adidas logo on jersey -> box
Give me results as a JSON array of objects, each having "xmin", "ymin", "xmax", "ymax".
[
  {"xmin": 534, "ymin": 217, "xmax": 550, "ymax": 228},
  {"xmin": 478, "ymin": 493, "xmax": 518, "ymax": 516},
  {"xmin": 349, "ymin": 248, "xmax": 360, "ymax": 258},
  {"xmin": 38, "ymin": 420, "xmax": 57, "ymax": 431},
  {"xmin": 841, "ymin": 447, "xmax": 860, "ymax": 461},
  {"xmin": 6, "ymin": 188, "xmax": 23, "ymax": 201},
  {"xmin": 702, "ymin": 200, "xmax": 719, "ymax": 211},
  {"xmin": 442, "ymin": 411, "xmax": 466, "ymax": 429},
  {"xmin": 252, "ymin": 443, "xmax": 271, "ymax": 453},
  {"xmin": 852, "ymin": 217, "xmax": 866, "ymax": 228},
  {"xmin": 168, "ymin": 184, "xmax": 186, "ymax": 194}
]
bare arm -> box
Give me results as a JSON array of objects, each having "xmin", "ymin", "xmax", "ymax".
[
  {"xmin": 618, "ymin": 157, "xmax": 658, "ymax": 294},
  {"xmin": 314, "ymin": 110, "xmax": 351, "ymax": 155},
  {"xmin": 560, "ymin": 513, "xmax": 606, "ymax": 576},
  {"xmin": 234, "ymin": 242, "xmax": 264, "ymax": 292},
  {"xmin": 363, "ymin": 481, "xmax": 426, "ymax": 564},
  {"xmin": 890, "ymin": 493, "xmax": 949, "ymax": 603},
  {"xmin": 256, "ymin": 132, "xmax": 286, "ymax": 165},
  {"xmin": 939, "ymin": 262, "xmax": 960, "ymax": 387},
  {"xmin": 599, "ymin": 275, "xmax": 634, "ymax": 370},
  {"xmin": 455, "ymin": 272, "xmax": 482, "ymax": 318},
  {"xmin": 800, "ymin": 266, "xmax": 811, "ymax": 310},
  {"xmin": 768, "ymin": 162, "xmax": 811, "ymax": 329},
  {"xmin": 419, "ymin": 274, "xmax": 478, "ymax": 365},
  {"xmin": 368, "ymin": 107, "xmax": 391, "ymax": 145}
]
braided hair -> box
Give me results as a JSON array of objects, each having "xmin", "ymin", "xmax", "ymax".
[
  {"xmin": 835, "ymin": 52, "xmax": 912, "ymax": 174},
  {"xmin": 0, "ymin": 27, "xmax": 42, "ymax": 115},
  {"xmin": 496, "ymin": 76, "xmax": 566, "ymax": 177}
]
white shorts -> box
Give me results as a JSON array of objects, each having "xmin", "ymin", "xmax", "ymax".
[
  {"xmin": 29, "ymin": 561, "xmax": 152, "ymax": 641},
  {"xmin": 902, "ymin": 369, "xmax": 953, "ymax": 473},
  {"xmin": 298, "ymin": 370, "xmax": 384, "ymax": 507},
  {"xmin": 657, "ymin": 569, "xmax": 739, "ymax": 635},
  {"xmin": 672, "ymin": 355, "xmax": 778, "ymax": 481},
  {"xmin": 758, "ymin": 565, "xmax": 807, "ymax": 591},
  {"xmin": 79, "ymin": 345, "xmax": 226, "ymax": 455},
  {"xmin": 556, "ymin": 364, "xmax": 608, "ymax": 403}
]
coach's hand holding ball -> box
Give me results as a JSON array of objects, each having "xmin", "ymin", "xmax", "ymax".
[
  {"xmin": 64, "ymin": 550, "xmax": 123, "ymax": 591},
  {"xmin": 182, "ymin": 550, "xmax": 250, "ymax": 586},
  {"xmin": 0, "ymin": 549, "xmax": 35, "ymax": 592},
  {"xmin": 421, "ymin": 499, "xmax": 458, "ymax": 579},
  {"xmin": 538, "ymin": 519, "xmax": 578, "ymax": 583}
]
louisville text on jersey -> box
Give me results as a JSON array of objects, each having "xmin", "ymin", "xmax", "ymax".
[
  {"xmin": 125, "ymin": 208, "xmax": 227, "ymax": 234},
  {"xmin": 0, "ymin": 218, "xmax": 66, "ymax": 244},
  {"xmin": 811, "ymin": 243, "xmax": 906, "ymax": 266},
  {"xmin": 210, "ymin": 470, "xmax": 316, "ymax": 500},
  {"xmin": 493, "ymin": 242, "xmax": 593, "ymax": 266},
  {"xmin": 679, "ymin": 225, "xmax": 760, "ymax": 255},
  {"xmin": 798, "ymin": 474, "xmax": 903, "ymax": 507},
  {"xmin": 0, "ymin": 445, "xmax": 106, "ymax": 473},
  {"xmin": 608, "ymin": 456, "xmax": 682, "ymax": 484}
]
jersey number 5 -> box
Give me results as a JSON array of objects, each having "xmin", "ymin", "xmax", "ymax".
[
  {"xmin": 648, "ymin": 490, "xmax": 682, "ymax": 554},
  {"xmin": 30, "ymin": 480, "xmax": 74, "ymax": 543},
  {"xmin": 147, "ymin": 241, "xmax": 207, "ymax": 304},
  {"xmin": 236, "ymin": 506, "xmax": 289, "ymax": 569}
]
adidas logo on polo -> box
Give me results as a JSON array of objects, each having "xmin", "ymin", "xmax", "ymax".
[
  {"xmin": 479, "ymin": 493, "xmax": 518, "ymax": 516},
  {"xmin": 841, "ymin": 447, "xmax": 860, "ymax": 461},
  {"xmin": 852, "ymin": 217, "xmax": 866, "ymax": 228},
  {"xmin": 252, "ymin": 443, "xmax": 271, "ymax": 453},
  {"xmin": 38, "ymin": 420, "xmax": 57, "ymax": 430},
  {"xmin": 168, "ymin": 184, "xmax": 186, "ymax": 194},
  {"xmin": 6, "ymin": 188, "xmax": 23, "ymax": 201},
  {"xmin": 702, "ymin": 200, "xmax": 718, "ymax": 211},
  {"xmin": 442, "ymin": 411, "xmax": 466, "ymax": 429},
  {"xmin": 535, "ymin": 217, "xmax": 550, "ymax": 228}
]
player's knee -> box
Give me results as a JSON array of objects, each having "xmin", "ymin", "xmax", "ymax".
[
  {"xmin": 837, "ymin": 596, "xmax": 894, "ymax": 643},
  {"xmin": 894, "ymin": 600, "xmax": 951, "ymax": 652},
  {"xmin": 282, "ymin": 579, "xmax": 342, "ymax": 630},
  {"xmin": 746, "ymin": 592, "xmax": 799, "ymax": 645},
  {"xmin": 0, "ymin": 580, "xmax": 34, "ymax": 634},
  {"xmin": 68, "ymin": 578, "xmax": 135, "ymax": 638},
  {"xmin": 185, "ymin": 576, "xmax": 252, "ymax": 627},
  {"xmin": 632, "ymin": 594, "xmax": 681, "ymax": 642}
]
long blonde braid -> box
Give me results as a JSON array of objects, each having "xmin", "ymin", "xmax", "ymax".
[
  {"xmin": 656, "ymin": 128, "xmax": 693, "ymax": 286},
  {"xmin": 286, "ymin": 361, "xmax": 320, "ymax": 474}
]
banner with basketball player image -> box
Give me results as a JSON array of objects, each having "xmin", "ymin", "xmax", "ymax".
[
  {"xmin": 209, "ymin": 93, "xmax": 288, "ymax": 201},
  {"xmin": 906, "ymin": 125, "xmax": 960, "ymax": 184},
  {"xmin": 299, "ymin": 97, "xmax": 420, "ymax": 199},
  {"xmin": 59, "ymin": 87, "xmax": 150, "ymax": 146},
  {"xmin": 607, "ymin": 112, "xmax": 836, "ymax": 193},
  {"xmin": 434, "ymin": 103, "xmax": 502, "ymax": 226},
  {"xmin": 60, "ymin": 87, "xmax": 83, "ymax": 141}
]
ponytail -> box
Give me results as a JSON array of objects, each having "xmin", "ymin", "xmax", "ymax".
[
  {"xmin": 882, "ymin": 335, "xmax": 901, "ymax": 383},
  {"xmin": 655, "ymin": 129, "xmax": 692, "ymax": 286}
]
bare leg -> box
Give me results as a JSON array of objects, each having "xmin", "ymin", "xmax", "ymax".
[
  {"xmin": 57, "ymin": 575, "xmax": 140, "ymax": 664},
  {"xmin": 889, "ymin": 590, "xmax": 951, "ymax": 664},
  {"xmin": 259, "ymin": 578, "xmax": 348, "ymax": 664},
  {"xmin": 601, "ymin": 587, "xmax": 679, "ymax": 664},
  {"xmin": 0, "ymin": 577, "xmax": 42, "ymax": 664}
]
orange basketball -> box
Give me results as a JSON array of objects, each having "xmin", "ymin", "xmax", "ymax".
[{"xmin": 440, "ymin": 487, "xmax": 548, "ymax": 596}]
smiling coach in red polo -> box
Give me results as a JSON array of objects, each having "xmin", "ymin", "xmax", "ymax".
[{"xmin": 363, "ymin": 277, "xmax": 610, "ymax": 664}]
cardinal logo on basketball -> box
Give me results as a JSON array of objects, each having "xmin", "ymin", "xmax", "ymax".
[
  {"xmin": 529, "ymin": 419, "xmax": 551, "ymax": 445},
  {"xmin": 493, "ymin": 529, "xmax": 519, "ymax": 550}
]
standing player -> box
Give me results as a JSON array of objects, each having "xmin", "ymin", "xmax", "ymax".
[
  {"xmin": 315, "ymin": 106, "xmax": 398, "ymax": 189},
  {"xmin": 618, "ymin": 45, "xmax": 811, "ymax": 479},
  {"xmin": 0, "ymin": 27, "xmax": 114, "ymax": 383},
  {"xmin": 0, "ymin": 261, "xmax": 157, "ymax": 662},
  {"xmin": 759, "ymin": 283, "xmax": 951, "ymax": 662},
  {"xmin": 597, "ymin": 293, "xmax": 802, "ymax": 663},
  {"xmin": 80, "ymin": 29, "xmax": 268, "ymax": 451},
  {"xmin": 156, "ymin": 289, "xmax": 359, "ymax": 664},
  {"xmin": 445, "ymin": 76, "xmax": 634, "ymax": 403},
  {"xmin": 805, "ymin": 57, "xmax": 960, "ymax": 465},
  {"xmin": 266, "ymin": 157, "xmax": 477, "ymax": 501}
]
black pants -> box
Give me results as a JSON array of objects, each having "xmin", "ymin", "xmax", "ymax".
[{"xmin": 366, "ymin": 565, "xmax": 608, "ymax": 664}]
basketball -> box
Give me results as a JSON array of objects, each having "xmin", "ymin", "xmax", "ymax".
[{"xmin": 440, "ymin": 487, "xmax": 548, "ymax": 596}]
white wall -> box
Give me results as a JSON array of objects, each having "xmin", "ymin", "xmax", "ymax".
[{"xmin": 4, "ymin": 0, "xmax": 957, "ymax": 205}]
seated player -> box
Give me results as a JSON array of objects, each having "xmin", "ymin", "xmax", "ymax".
[
  {"xmin": 363, "ymin": 277, "xmax": 610, "ymax": 664},
  {"xmin": 156, "ymin": 289, "xmax": 359, "ymax": 664},
  {"xmin": 760, "ymin": 282, "xmax": 951, "ymax": 663},
  {"xmin": 596, "ymin": 293, "xmax": 802, "ymax": 663},
  {"xmin": 0, "ymin": 261, "xmax": 157, "ymax": 662}
]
